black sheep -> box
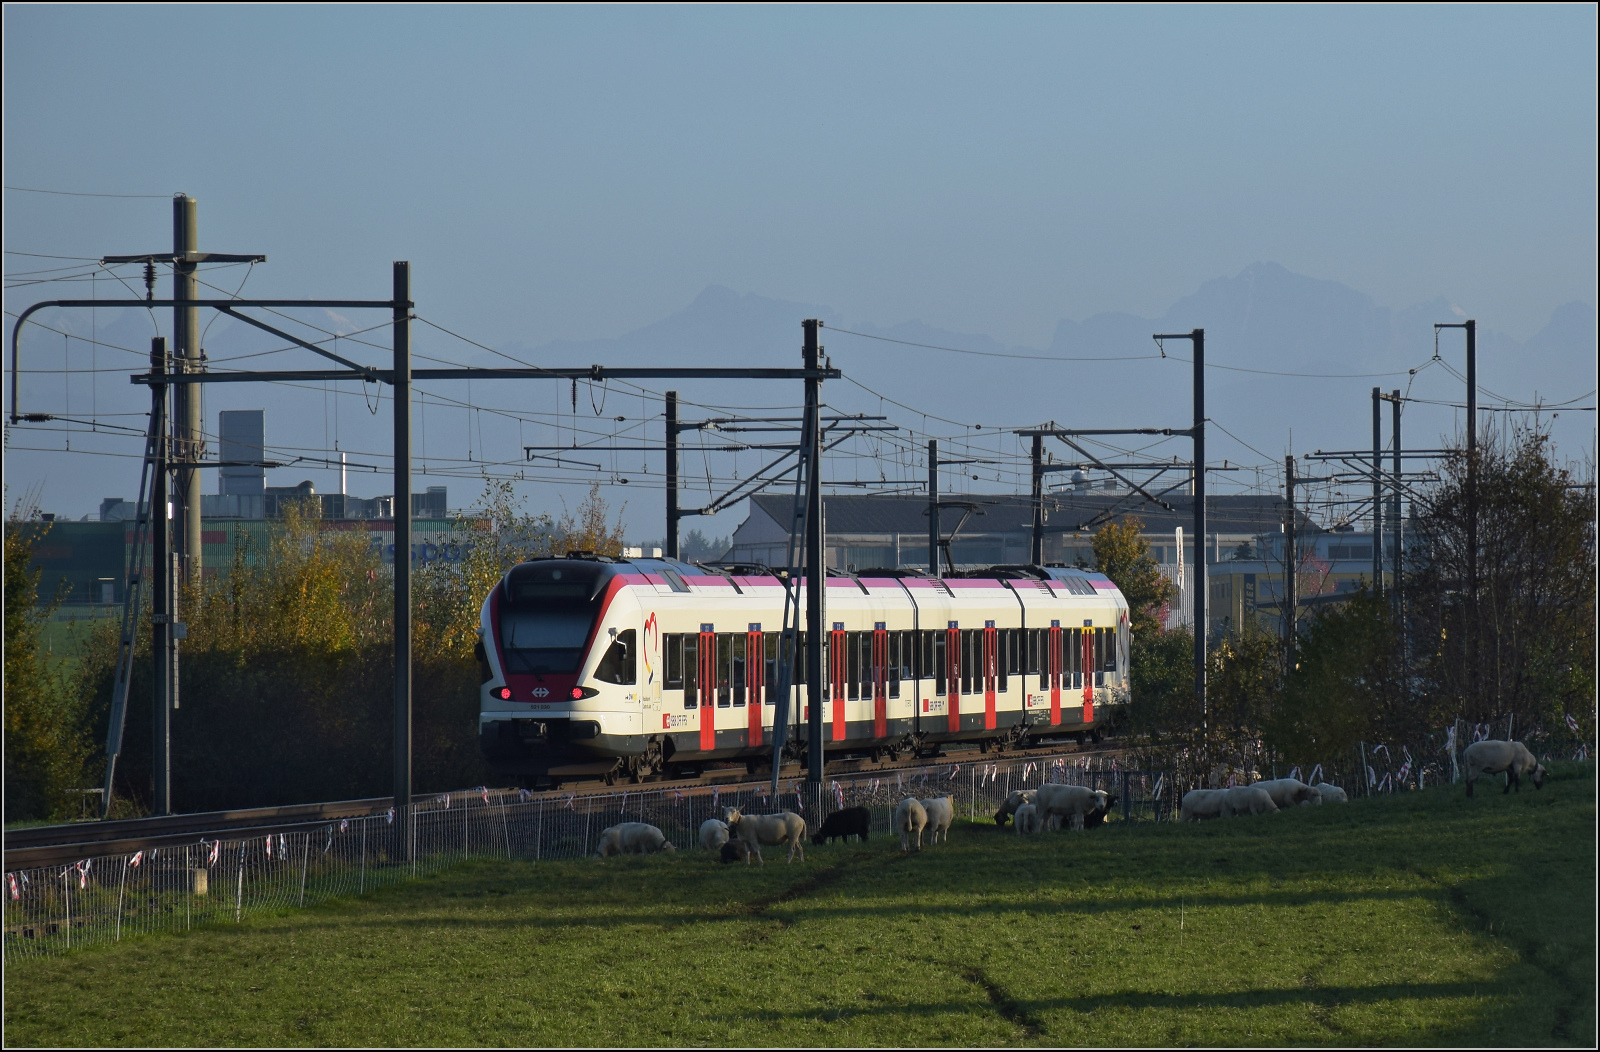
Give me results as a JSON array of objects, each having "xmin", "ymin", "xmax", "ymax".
[
  {"xmin": 810, "ymin": 805, "xmax": 871, "ymax": 845},
  {"xmin": 1082, "ymin": 795, "xmax": 1118, "ymax": 829},
  {"xmin": 719, "ymin": 840, "xmax": 749, "ymax": 864}
]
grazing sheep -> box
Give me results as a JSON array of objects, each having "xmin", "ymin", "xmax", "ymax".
[
  {"xmin": 1313, "ymin": 782, "xmax": 1348, "ymax": 804},
  {"xmin": 723, "ymin": 807, "xmax": 808, "ymax": 864},
  {"xmin": 894, "ymin": 797, "xmax": 928, "ymax": 852},
  {"xmin": 1254, "ymin": 778, "xmax": 1322, "ymax": 809},
  {"xmin": 1014, "ymin": 802, "xmax": 1041, "ymax": 835},
  {"xmin": 1462, "ymin": 740, "xmax": 1548, "ymax": 797},
  {"xmin": 920, "ymin": 796, "xmax": 954, "ymax": 844},
  {"xmin": 719, "ymin": 840, "xmax": 749, "ymax": 864},
  {"xmin": 993, "ymin": 789, "xmax": 1038, "ymax": 826},
  {"xmin": 1221, "ymin": 785, "xmax": 1279, "ymax": 818},
  {"xmin": 594, "ymin": 822, "xmax": 676, "ymax": 858},
  {"xmin": 698, "ymin": 818, "xmax": 730, "ymax": 851},
  {"xmin": 810, "ymin": 806, "xmax": 871, "ymax": 845},
  {"xmin": 1035, "ymin": 783, "xmax": 1108, "ymax": 830},
  {"xmin": 1180, "ymin": 788, "xmax": 1228, "ymax": 822}
]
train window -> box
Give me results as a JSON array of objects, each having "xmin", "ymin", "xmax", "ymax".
[
  {"xmin": 920, "ymin": 631, "xmax": 934, "ymax": 682},
  {"xmin": 717, "ymin": 633, "xmax": 733, "ymax": 707},
  {"xmin": 731, "ymin": 633, "xmax": 746, "ymax": 707},
  {"xmin": 594, "ymin": 629, "xmax": 637, "ymax": 685},
  {"xmin": 665, "ymin": 634, "xmax": 683, "ymax": 690},
  {"xmin": 960, "ymin": 630, "xmax": 973, "ymax": 695},
  {"xmin": 932, "ymin": 631, "xmax": 947, "ymax": 695},
  {"xmin": 796, "ymin": 632, "xmax": 807, "ymax": 684},
  {"xmin": 682, "ymin": 635, "xmax": 698, "ymax": 707},
  {"xmin": 498, "ymin": 609, "xmax": 595, "ymax": 675},
  {"xmin": 846, "ymin": 631, "xmax": 861, "ymax": 701},
  {"xmin": 888, "ymin": 632, "xmax": 901, "ymax": 699},
  {"xmin": 764, "ymin": 632, "xmax": 779, "ymax": 704},
  {"xmin": 1100, "ymin": 627, "xmax": 1116, "ymax": 673},
  {"xmin": 997, "ymin": 629, "xmax": 1009, "ymax": 693}
]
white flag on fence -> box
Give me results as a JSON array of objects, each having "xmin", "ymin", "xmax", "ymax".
[
  {"xmin": 129, "ymin": 851, "xmax": 144, "ymax": 868},
  {"xmin": 480, "ymin": 787, "xmax": 491, "ymax": 804},
  {"xmin": 949, "ymin": 764, "xmax": 960, "ymax": 780},
  {"xmin": 1288, "ymin": 766, "xmax": 1301, "ymax": 783},
  {"xmin": 266, "ymin": 835, "xmax": 272, "ymax": 859},
  {"xmin": 1367, "ymin": 765, "xmax": 1377, "ymax": 787},
  {"xmin": 1308, "ymin": 764, "xmax": 1323, "ymax": 786},
  {"xmin": 1566, "ymin": 713, "xmax": 1581, "ymax": 733},
  {"xmin": 340, "ymin": 819, "xmax": 349, "ymax": 833},
  {"xmin": 441, "ymin": 794, "xmax": 451, "ymax": 810},
  {"xmin": 7, "ymin": 873, "xmax": 18, "ymax": 900},
  {"xmin": 834, "ymin": 782, "xmax": 845, "ymax": 809},
  {"xmin": 207, "ymin": 840, "xmax": 220, "ymax": 866},
  {"xmin": 564, "ymin": 794, "xmax": 576, "ymax": 811},
  {"xmin": 74, "ymin": 860, "xmax": 91, "ymax": 889},
  {"xmin": 386, "ymin": 808, "xmax": 395, "ymax": 824},
  {"xmin": 518, "ymin": 788, "xmax": 532, "ymax": 802}
]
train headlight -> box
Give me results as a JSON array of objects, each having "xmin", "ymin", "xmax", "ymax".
[
  {"xmin": 571, "ymin": 686, "xmax": 599, "ymax": 700},
  {"xmin": 492, "ymin": 686, "xmax": 512, "ymax": 701}
]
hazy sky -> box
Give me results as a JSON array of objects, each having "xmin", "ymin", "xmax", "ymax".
[
  {"xmin": 6, "ymin": 5, "xmax": 1594, "ymax": 345},
  {"xmin": 4, "ymin": 6, "xmax": 1595, "ymax": 531}
]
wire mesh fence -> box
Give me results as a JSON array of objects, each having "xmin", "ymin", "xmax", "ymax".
[{"xmin": 5, "ymin": 749, "xmax": 1164, "ymax": 963}]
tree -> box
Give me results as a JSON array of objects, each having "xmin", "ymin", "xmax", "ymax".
[
  {"xmin": 4, "ymin": 504, "xmax": 92, "ymax": 822},
  {"xmin": 1092, "ymin": 516, "xmax": 1178, "ymax": 638},
  {"xmin": 1407, "ymin": 423, "xmax": 1596, "ymax": 731},
  {"xmin": 1267, "ymin": 591, "xmax": 1402, "ymax": 760}
]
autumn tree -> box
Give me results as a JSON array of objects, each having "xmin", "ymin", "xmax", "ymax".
[{"xmin": 1091, "ymin": 516, "xmax": 1177, "ymax": 637}]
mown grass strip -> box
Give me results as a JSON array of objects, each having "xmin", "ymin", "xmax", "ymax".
[{"xmin": 4, "ymin": 763, "xmax": 1592, "ymax": 1047}]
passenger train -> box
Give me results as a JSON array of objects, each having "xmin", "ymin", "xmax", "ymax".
[{"xmin": 475, "ymin": 554, "xmax": 1131, "ymax": 787}]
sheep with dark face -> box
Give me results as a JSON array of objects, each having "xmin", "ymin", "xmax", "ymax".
[
  {"xmin": 1462, "ymin": 740, "xmax": 1548, "ymax": 797},
  {"xmin": 719, "ymin": 840, "xmax": 749, "ymax": 864},
  {"xmin": 811, "ymin": 806, "xmax": 871, "ymax": 845}
]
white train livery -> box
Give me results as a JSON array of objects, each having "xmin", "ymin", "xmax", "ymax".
[{"xmin": 476, "ymin": 555, "xmax": 1131, "ymax": 786}]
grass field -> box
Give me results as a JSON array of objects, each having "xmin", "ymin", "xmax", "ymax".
[{"xmin": 5, "ymin": 764, "xmax": 1593, "ymax": 1047}]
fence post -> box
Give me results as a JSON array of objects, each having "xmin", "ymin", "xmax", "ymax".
[
  {"xmin": 359, "ymin": 823, "xmax": 366, "ymax": 895},
  {"xmin": 185, "ymin": 844, "xmax": 192, "ymax": 932},
  {"xmin": 298, "ymin": 833, "xmax": 310, "ymax": 908},
  {"xmin": 1121, "ymin": 771, "xmax": 1131, "ymax": 823},
  {"xmin": 63, "ymin": 870, "xmax": 71, "ymax": 951},
  {"xmin": 115, "ymin": 856, "xmax": 128, "ymax": 941},
  {"xmin": 235, "ymin": 842, "xmax": 245, "ymax": 923}
]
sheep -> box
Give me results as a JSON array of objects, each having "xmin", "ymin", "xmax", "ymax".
[
  {"xmin": 993, "ymin": 789, "xmax": 1038, "ymax": 826},
  {"xmin": 894, "ymin": 797, "xmax": 928, "ymax": 852},
  {"xmin": 594, "ymin": 822, "xmax": 676, "ymax": 858},
  {"xmin": 1035, "ymin": 783, "xmax": 1108, "ymax": 831},
  {"xmin": 1013, "ymin": 801, "xmax": 1041, "ymax": 835},
  {"xmin": 810, "ymin": 806, "xmax": 871, "ymax": 845},
  {"xmin": 698, "ymin": 818, "xmax": 730, "ymax": 851},
  {"xmin": 1180, "ymin": 788, "xmax": 1228, "ymax": 821},
  {"xmin": 723, "ymin": 807, "xmax": 808, "ymax": 864},
  {"xmin": 1313, "ymin": 782, "xmax": 1348, "ymax": 804},
  {"xmin": 920, "ymin": 796, "xmax": 954, "ymax": 844},
  {"xmin": 1254, "ymin": 778, "xmax": 1322, "ymax": 809},
  {"xmin": 1462, "ymin": 740, "xmax": 1548, "ymax": 797},
  {"xmin": 1220, "ymin": 785, "xmax": 1279, "ymax": 818},
  {"xmin": 719, "ymin": 840, "xmax": 749, "ymax": 864}
]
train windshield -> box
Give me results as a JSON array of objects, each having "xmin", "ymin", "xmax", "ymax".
[{"xmin": 499, "ymin": 608, "xmax": 595, "ymax": 674}]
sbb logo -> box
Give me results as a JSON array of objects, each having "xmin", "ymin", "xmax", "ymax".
[{"xmin": 531, "ymin": 687, "xmax": 550, "ymax": 698}]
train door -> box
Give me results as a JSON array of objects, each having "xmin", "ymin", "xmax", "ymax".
[
  {"xmin": 746, "ymin": 624, "xmax": 764, "ymax": 748},
  {"xmin": 830, "ymin": 623, "xmax": 847, "ymax": 742},
  {"xmin": 1048, "ymin": 620, "xmax": 1062, "ymax": 725},
  {"xmin": 872, "ymin": 622, "xmax": 888, "ymax": 739},
  {"xmin": 698, "ymin": 623, "xmax": 716, "ymax": 751},
  {"xmin": 945, "ymin": 621, "xmax": 961, "ymax": 733},
  {"xmin": 1081, "ymin": 621, "xmax": 1095, "ymax": 723},
  {"xmin": 982, "ymin": 621, "xmax": 998, "ymax": 730}
]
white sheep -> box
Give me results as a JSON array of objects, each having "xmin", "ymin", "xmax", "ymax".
[
  {"xmin": 594, "ymin": 822, "xmax": 676, "ymax": 858},
  {"xmin": 698, "ymin": 818, "xmax": 730, "ymax": 851},
  {"xmin": 1313, "ymin": 782, "xmax": 1348, "ymax": 804},
  {"xmin": 1013, "ymin": 801, "xmax": 1041, "ymax": 835},
  {"xmin": 993, "ymin": 788, "xmax": 1037, "ymax": 826},
  {"xmin": 722, "ymin": 807, "xmax": 807, "ymax": 864},
  {"xmin": 1253, "ymin": 778, "xmax": 1322, "ymax": 809},
  {"xmin": 920, "ymin": 796, "xmax": 954, "ymax": 845},
  {"xmin": 1462, "ymin": 740, "xmax": 1548, "ymax": 797},
  {"xmin": 894, "ymin": 797, "xmax": 928, "ymax": 852},
  {"xmin": 1035, "ymin": 783, "xmax": 1107, "ymax": 830},
  {"xmin": 1180, "ymin": 788, "xmax": 1227, "ymax": 821},
  {"xmin": 1221, "ymin": 785, "xmax": 1279, "ymax": 817}
]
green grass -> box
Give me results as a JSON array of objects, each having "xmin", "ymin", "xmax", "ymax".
[{"xmin": 6, "ymin": 765, "xmax": 1594, "ymax": 1047}]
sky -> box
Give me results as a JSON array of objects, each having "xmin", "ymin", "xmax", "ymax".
[{"xmin": 4, "ymin": 5, "xmax": 1596, "ymax": 534}]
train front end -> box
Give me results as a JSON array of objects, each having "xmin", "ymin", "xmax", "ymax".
[{"xmin": 476, "ymin": 557, "xmax": 648, "ymax": 787}]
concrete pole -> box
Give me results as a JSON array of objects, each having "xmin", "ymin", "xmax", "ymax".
[
  {"xmin": 172, "ymin": 196, "xmax": 202, "ymax": 584},
  {"xmin": 1284, "ymin": 454, "xmax": 1296, "ymax": 665}
]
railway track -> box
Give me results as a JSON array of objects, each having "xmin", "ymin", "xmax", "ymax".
[{"xmin": 3, "ymin": 738, "xmax": 1125, "ymax": 870}]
